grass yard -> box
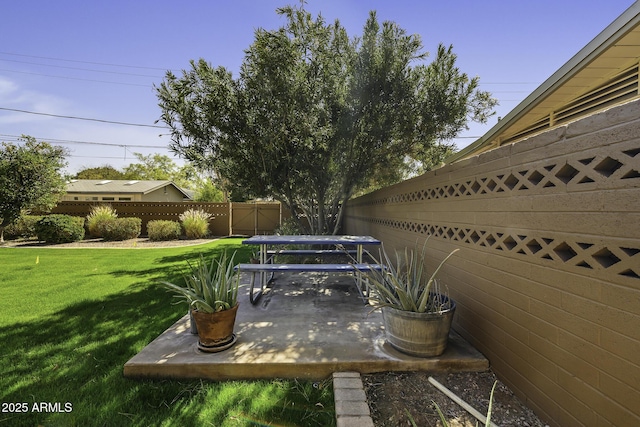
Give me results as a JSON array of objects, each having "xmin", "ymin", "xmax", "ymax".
[{"xmin": 0, "ymin": 238, "xmax": 335, "ymax": 426}]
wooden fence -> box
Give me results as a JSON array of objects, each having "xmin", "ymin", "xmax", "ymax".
[{"xmin": 51, "ymin": 201, "xmax": 287, "ymax": 236}]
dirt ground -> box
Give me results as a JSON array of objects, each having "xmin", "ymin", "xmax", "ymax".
[{"xmin": 363, "ymin": 370, "xmax": 549, "ymax": 427}]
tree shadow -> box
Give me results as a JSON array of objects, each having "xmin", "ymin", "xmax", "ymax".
[
  {"xmin": 107, "ymin": 242, "xmax": 253, "ymax": 283},
  {"xmin": 0, "ymin": 244, "xmax": 333, "ymax": 426},
  {"xmin": 0, "ymin": 285, "xmax": 195, "ymax": 425}
]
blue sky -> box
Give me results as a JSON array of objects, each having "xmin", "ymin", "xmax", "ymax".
[{"xmin": 0, "ymin": 0, "xmax": 635, "ymax": 174}]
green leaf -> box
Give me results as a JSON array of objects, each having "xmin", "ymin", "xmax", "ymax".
[
  {"xmin": 155, "ymin": 4, "xmax": 496, "ymax": 234},
  {"xmin": 366, "ymin": 239, "xmax": 458, "ymax": 313},
  {"xmin": 159, "ymin": 251, "xmax": 239, "ymax": 314}
]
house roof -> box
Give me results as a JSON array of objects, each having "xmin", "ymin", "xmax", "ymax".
[
  {"xmin": 446, "ymin": 2, "xmax": 640, "ymax": 164},
  {"xmin": 66, "ymin": 179, "xmax": 192, "ymax": 199}
]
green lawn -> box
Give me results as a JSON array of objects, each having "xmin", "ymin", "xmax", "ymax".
[{"xmin": 0, "ymin": 238, "xmax": 334, "ymax": 426}]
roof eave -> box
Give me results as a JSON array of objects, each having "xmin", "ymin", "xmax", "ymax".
[
  {"xmin": 142, "ymin": 181, "xmax": 193, "ymax": 200},
  {"xmin": 445, "ymin": 1, "xmax": 640, "ymax": 164}
]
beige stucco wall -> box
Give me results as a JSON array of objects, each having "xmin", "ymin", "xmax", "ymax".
[
  {"xmin": 62, "ymin": 185, "xmax": 185, "ymax": 202},
  {"xmin": 344, "ymin": 99, "xmax": 640, "ymax": 427},
  {"xmin": 62, "ymin": 193, "xmax": 143, "ymax": 201},
  {"xmin": 140, "ymin": 186, "xmax": 185, "ymax": 202}
]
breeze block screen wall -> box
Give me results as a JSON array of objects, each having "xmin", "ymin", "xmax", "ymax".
[{"xmin": 344, "ymin": 99, "xmax": 640, "ymax": 427}]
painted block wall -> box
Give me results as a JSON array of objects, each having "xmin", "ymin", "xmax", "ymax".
[{"xmin": 344, "ymin": 99, "xmax": 640, "ymax": 427}]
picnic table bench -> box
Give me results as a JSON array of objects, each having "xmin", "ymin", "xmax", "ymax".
[
  {"xmin": 235, "ymin": 262, "xmax": 385, "ymax": 304},
  {"xmin": 236, "ymin": 235, "xmax": 383, "ymax": 304},
  {"xmin": 263, "ymin": 248, "xmax": 359, "ymax": 258}
]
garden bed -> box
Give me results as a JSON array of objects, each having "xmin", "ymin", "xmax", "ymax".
[{"xmin": 364, "ymin": 370, "xmax": 549, "ymax": 427}]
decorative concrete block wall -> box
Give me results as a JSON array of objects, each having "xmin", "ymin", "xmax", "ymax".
[{"xmin": 344, "ymin": 99, "xmax": 640, "ymax": 427}]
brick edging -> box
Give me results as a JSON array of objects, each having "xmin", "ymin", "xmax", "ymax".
[{"xmin": 333, "ymin": 372, "xmax": 375, "ymax": 427}]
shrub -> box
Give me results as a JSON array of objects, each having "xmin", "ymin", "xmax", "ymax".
[
  {"xmin": 147, "ymin": 220, "xmax": 181, "ymax": 241},
  {"xmin": 180, "ymin": 209, "xmax": 212, "ymax": 239},
  {"xmin": 101, "ymin": 217, "xmax": 142, "ymax": 241},
  {"xmin": 35, "ymin": 215, "xmax": 85, "ymax": 244},
  {"xmin": 3, "ymin": 215, "xmax": 43, "ymax": 239},
  {"xmin": 274, "ymin": 217, "xmax": 302, "ymax": 235},
  {"xmin": 86, "ymin": 205, "xmax": 118, "ymax": 238}
]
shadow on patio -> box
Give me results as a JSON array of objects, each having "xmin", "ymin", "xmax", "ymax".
[{"xmin": 124, "ymin": 271, "xmax": 488, "ymax": 380}]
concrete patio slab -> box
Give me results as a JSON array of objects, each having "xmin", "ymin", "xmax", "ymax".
[{"xmin": 124, "ymin": 272, "xmax": 488, "ymax": 380}]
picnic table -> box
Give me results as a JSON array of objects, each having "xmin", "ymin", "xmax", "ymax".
[{"xmin": 236, "ymin": 235, "xmax": 383, "ymax": 304}]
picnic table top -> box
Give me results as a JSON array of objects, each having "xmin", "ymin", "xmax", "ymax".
[{"xmin": 242, "ymin": 234, "xmax": 381, "ymax": 246}]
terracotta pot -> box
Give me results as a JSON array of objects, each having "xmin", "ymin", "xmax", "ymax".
[
  {"xmin": 191, "ymin": 304, "xmax": 239, "ymax": 347},
  {"xmin": 382, "ymin": 298, "xmax": 455, "ymax": 357}
]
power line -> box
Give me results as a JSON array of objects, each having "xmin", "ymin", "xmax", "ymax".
[
  {"xmin": 1, "ymin": 134, "xmax": 177, "ymax": 165},
  {"xmin": 0, "ymin": 68, "xmax": 153, "ymax": 87},
  {"xmin": 0, "ymin": 52, "xmax": 543, "ymax": 87},
  {"xmin": 0, "ymin": 51, "xmax": 173, "ymax": 72},
  {"xmin": 481, "ymin": 82, "xmax": 539, "ymax": 85},
  {"xmin": 0, "ymin": 107, "xmax": 168, "ymax": 128},
  {"xmin": 69, "ymin": 154, "xmax": 143, "ymax": 160},
  {"xmin": 0, "ymin": 133, "xmax": 168, "ymax": 149},
  {"xmin": 0, "ymin": 58, "xmax": 163, "ymax": 78}
]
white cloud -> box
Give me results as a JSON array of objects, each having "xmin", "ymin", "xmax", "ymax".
[
  {"xmin": 0, "ymin": 76, "xmax": 18, "ymax": 96},
  {"xmin": 0, "ymin": 74, "xmax": 72, "ymax": 125}
]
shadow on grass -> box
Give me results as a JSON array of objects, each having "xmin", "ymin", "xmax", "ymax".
[
  {"xmin": 107, "ymin": 241, "xmax": 254, "ymax": 283},
  {"xmin": 0, "ymin": 254, "xmax": 334, "ymax": 426}
]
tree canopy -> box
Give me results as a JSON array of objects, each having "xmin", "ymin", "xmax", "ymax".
[
  {"xmin": 121, "ymin": 153, "xmax": 188, "ymax": 182},
  {"xmin": 157, "ymin": 5, "xmax": 497, "ymax": 234},
  {"xmin": 76, "ymin": 165, "xmax": 126, "ymax": 180},
  {"xmin": 0, "ymin": 136, "xmax": 68, "ymax": 242},
  {"xmin": 74, "ymin": 154, "xmax": 225, "ymax": 202}
]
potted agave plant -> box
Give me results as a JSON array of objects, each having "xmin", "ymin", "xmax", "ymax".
[
  {"xmin": 368, "ymin": 239, "xmax": 459, "ymax": 357},
  {"xmin": 161, "ymin": 251, "xmax": 240, "ymax": 353}
]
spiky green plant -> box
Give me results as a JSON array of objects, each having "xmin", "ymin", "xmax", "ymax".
[
  {"xmin": 160, "ymin": 251, "xmax": 240, "ymax": 313},
  {"xmin": 367, "ymin": 237, "xmax": 459, "ymax": 313},
  {"xmin": 86, "ymin": 204, "xmax": 118, "ymax": 237},
  {"xmin": 179, "ymin": 208, "xmax": 212, "ymax": 239}
]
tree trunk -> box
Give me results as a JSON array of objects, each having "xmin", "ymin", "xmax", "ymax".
[
  {"xmin": 332, "ymin": 198, "xmax": 347, "ymax": 235},
  {"xmin": 317, "ymin": 197, "xmax": 326, "ymax": 235}
]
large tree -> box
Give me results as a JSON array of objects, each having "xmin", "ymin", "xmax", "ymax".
[
  {"xmin": 122, "ymin": 153, "xmax": 178, "ymax": 181},
  {"xmin": 122, "ymin": 152, "xmax": 199, "ymax": 190},
  {"xmin": 0, "ymin": 136, "xmax": 68, "ymax": 242},
  {"xmin": 157, "ymin": 5, "xmax": 496, "ymax": 234},
  {"xmin": 75, "ymin": 165, "xmax": 126, "ymax": 180}
]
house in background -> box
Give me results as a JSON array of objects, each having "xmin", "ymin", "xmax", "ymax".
[{"xmin": 63, "ymin": 179, "xmax": 192, "ymax": 202}]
